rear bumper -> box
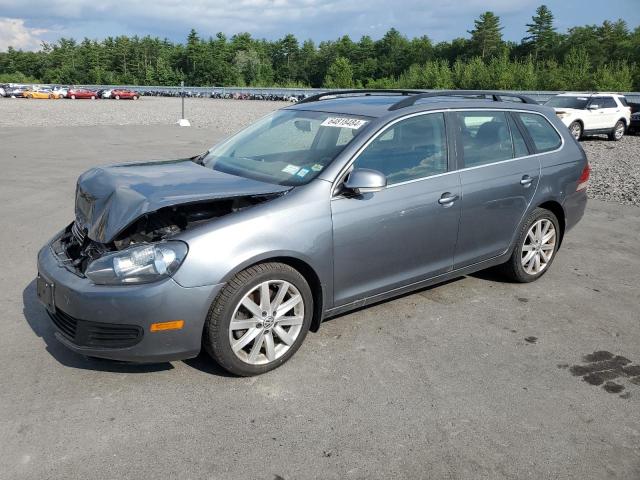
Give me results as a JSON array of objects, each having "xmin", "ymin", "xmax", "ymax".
[{"xmin": 37, "ymin": 239, "xmax": 223, "ymax": 363}]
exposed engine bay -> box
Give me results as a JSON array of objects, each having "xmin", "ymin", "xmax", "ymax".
[{"xmin": 54, "ymin": 195, "xmax": 278, "ymax": 275}]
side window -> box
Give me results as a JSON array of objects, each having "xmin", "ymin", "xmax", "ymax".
[
  {"xmin": 507, "ymin": 114, "xmax": 529, "ymax": 157},
  {"xmin": 599, "ymin": 97, "xmax": 617, "ymax": 108},
  {"xmin": 619, "ymin": 97, "xmax": 629, "ymax": 107},
  {"xmin": 353, "ymin": 113, "xmax": 447, "ymax": 185},
  {"xmin": 455, "ymin": 111, "xmax": 513, "ymax": 167},
  {"xmin": 518, "ymin": 113, "xmax": 562, "ymax": 153}
]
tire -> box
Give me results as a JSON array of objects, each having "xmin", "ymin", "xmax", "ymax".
[
  {"xmin": 90, "ymin": 96, "xmax": 95, "ymax": 100},
  {"xmin": 115, "ymin": 95, "xmax": 120, "ymax": 100},
  {"xmin": 568, "ymin": 121, "xmax": 582, "ymax": 140},
  {"xmin": 70, "ymin": 95, "xmax": 76, "ymax": 100},
  {"xmin": 608, "ymin": 120, "xmax": 625, "ymax": 141},
  {"xmin": 499, "ymin": 208, "xmax": 560, "ymax": 283},
  {"xmin": 203, "ymin": 262, "xmax": 313, "ymax": 376},
  {"xmin": 132, "ymin": 96, "xmax": 138, "ymax": 100}
]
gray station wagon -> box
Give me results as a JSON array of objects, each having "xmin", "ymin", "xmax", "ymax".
[{"xmin": 36, "ymin": 90, "xmax": 589, "ymax": 376}]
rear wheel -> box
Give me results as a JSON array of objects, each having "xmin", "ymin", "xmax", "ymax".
[
  {"xmin": 608, "ymin": 120, "xmax": 625, "ymax": 141},
  {"xmin": 70, "ymin": 95, "xmax": 76, "ymax": 100},
  {"xmin": 90, "ymin": 95, "xmax": 95, "ymax": 100},
  {"xmin": 203, "ymin": 262, "xmax": 313, "ymax": 376},
  {"xmin": 569, "ymin": 121, "xmax": 582, "ymax": 140},
  {"xmin": 499, "ymin": 208, "xmax": 560, "ymax": 283},
  {"xmin": 115, "ymin": 95, "xmax": 120, "ymax": 100},
  {"xmin": 132, "ymin": 95, "xmax": 138, "ymax": 100}
]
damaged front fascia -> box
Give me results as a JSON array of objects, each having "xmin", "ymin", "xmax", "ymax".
[{"xmin": 74, "ymin": 159, "xmax": 291, "ymax": 244}]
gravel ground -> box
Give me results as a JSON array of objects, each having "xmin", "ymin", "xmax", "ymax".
[
  {"xmin": 1, "ymin": 96, "xmax": 638, "ymax": 205},
  {"xmin": 581, "ymin": 136, "xmax": 640, "ymax": 206}
]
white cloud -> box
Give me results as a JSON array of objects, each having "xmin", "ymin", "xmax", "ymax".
[
  {"xmin": 2, "ymin": 0, "xmax": 631, "ymax": 47},
  {"xmin": 0, "ymin": 17, "xmax": 48, "ymax": 50}
]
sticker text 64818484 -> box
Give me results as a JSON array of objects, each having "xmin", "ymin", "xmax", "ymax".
[{"xmin": 321, "ymin": 117, "xmax": 369, "ymax": 130}]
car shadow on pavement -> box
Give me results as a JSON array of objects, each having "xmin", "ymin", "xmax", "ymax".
[
  {"xmin": 183, "ymin": 353, "xmax": 236, "ymax": 377},
  {"xmin": 22, "ymin": 280, "xmax": 174, "ymax": 373}
]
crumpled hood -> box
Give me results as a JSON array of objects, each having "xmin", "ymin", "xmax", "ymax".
[{"xmin": 75, "ymin": 159, "xmax": 290, "ymax": 243}]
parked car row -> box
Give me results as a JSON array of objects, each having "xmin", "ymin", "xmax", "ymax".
[{"xmin": 0, "ymin": 85, "xmax": 140, "ymax": 100}]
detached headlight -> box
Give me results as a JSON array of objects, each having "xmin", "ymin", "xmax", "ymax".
[{"xmin": 85, "ymin": 242, "xmax": 188, "ymax": 285}]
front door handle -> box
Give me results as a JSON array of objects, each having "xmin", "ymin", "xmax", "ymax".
[
  {"xmin": 438, "ymin": 192, "xmax": 459, "ymax": 206},
  {"xmin": 520, "ymin": 175, "xmax": 533, "ymax": 187}
]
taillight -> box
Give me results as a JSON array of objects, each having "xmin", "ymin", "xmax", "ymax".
[{"xmin": 576, "ymin": 162, "xmax": 590, "ymax": 191}]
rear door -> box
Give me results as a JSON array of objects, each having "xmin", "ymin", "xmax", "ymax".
[
  {"xmin": 597, "ymin": 96, "xmax": 620, "ymax": 129},
  {"xmin": 331, "ymin": 112, "xmax": 461, "ymax": 306},
  {"xmin": 452, "ymin": 110, "xmax": 542, "ymax": 268}
]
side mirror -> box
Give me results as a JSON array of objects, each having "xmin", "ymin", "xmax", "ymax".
[
  {"xmin": 344, "ymin": 168, "xmax": 387, "ymax": 195},
  {"xmin": 588, "ymin": 104, "xmax": 600, "ymax": 110}
]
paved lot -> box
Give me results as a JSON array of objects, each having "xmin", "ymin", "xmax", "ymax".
[{"xmin": 1, "ymin": 125, "xmax": 639, "ymax": 480}]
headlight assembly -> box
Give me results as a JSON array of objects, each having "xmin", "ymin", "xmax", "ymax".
[{"xmin": 85, "ymin": 241, "xmax": 188, "ymax": 285}]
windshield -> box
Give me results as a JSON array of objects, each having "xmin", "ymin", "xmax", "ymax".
[
  {"xmin": 202, "ymin": 110, "xmax": 371, "ymax": 186},
  {"xmin": 545, "ymin": 96, "xmax": 589, "ymax": 109}
]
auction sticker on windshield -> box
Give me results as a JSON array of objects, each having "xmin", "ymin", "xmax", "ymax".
[{"xmin": 321, "ymin": 117, "xmax": 368, "ymax": 129}]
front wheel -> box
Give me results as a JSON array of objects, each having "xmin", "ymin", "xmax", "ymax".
[
  {"xmin": 70, "ymin": 95, "xmax": 76, "ymax": 100},
  {"xmin": 115, "ymin": 95, "xmax": 120, "ymax": 100},
  {"xmin": 569, "ymin": 121, "xmax": 582, "ymax": 140},
  {"xmin": 608, "ymin": 120, "xmax": 625, "ymax": 141},
  {"xmin": 203, "ymin": 262, "xmax": 313, "ymax": 376},
  {"xmin": 499, "ymin": 208, "xmax": 560, "ymax": 283}
]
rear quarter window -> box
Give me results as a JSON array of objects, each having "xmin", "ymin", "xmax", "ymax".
[{"xmin": 517, "ymin": 113, "xmax": 562, "ymax": 153}]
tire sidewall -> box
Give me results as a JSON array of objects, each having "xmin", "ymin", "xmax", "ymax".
[
  {"xmin": 510, "ymin": 209, "xmax": 560, "ymax": 283},
  {"xmin": 611, "ymin": 120, "xmax": 625, "ymax": 141},
  {"xmin": 569, "ymin": 121, "xmax": 582, "ymax": 140},
  {"xmin": 205, "ymin": 264, "xmax": 313, "ymax": 376}
]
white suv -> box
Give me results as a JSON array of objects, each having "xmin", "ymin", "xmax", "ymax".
[{"xmin": 545, "ymin": 93, "xmax": 631, "ymax": 141}]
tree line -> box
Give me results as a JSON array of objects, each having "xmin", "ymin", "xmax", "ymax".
[{"xmin": 1, "ymin": 5, "xmax": 639, "ymax": 91}]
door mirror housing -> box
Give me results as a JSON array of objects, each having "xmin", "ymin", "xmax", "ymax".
[
  {"xmin": 344, "ymin": 168, "xmax": 387, "ymax": 194},
  {"xmin": 588, "ymin": 104, "xmax": 600, "ymax": 110}
]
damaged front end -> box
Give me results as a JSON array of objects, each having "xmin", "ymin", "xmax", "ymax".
[
  {"xmin": 54, "ymin": 195, "xmax": 280, "ymax": 278},
  {"xmin": 52, "ymin": 158, "xmax": 291, "ymax": 281}
]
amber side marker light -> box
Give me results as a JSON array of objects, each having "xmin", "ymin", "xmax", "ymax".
[{"xmin": 150, "ymin": 320, "xmax": 185, "ymax": 332}]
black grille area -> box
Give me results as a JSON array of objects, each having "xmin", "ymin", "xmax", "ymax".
[{"xmin": 49, "ymin": 309, "xmax": 143, "ymax": 349}]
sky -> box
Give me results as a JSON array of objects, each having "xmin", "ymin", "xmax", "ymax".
[{"xmin": 0, "ymin": 0, "xmax": 639, "ymax": 51}]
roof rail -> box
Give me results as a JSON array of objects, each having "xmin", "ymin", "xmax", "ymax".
[
  {"xmin": 295, "ymin": 89, "xmax": 420, "ymax": 105},
  {"xmin": 388, "ymin": 90, "xmax": 538, "ymax": 111}
]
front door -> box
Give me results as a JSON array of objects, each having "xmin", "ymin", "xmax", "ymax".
[{"xmin": 331, "ymin": 112, "xmax": 461, "ymax": 306}]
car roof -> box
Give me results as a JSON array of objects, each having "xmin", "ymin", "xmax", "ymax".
[{"xmin": 286, "ymin": 94, "xmax": 549, "ymax": 119}]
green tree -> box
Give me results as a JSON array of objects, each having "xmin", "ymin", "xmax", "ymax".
[
  {"xmin": 468, "ymin": 11, "xmax": 504, "ymax": 58},
  {"xmin": 324, "ymin": 56, "xmax": 354, "ymax": 88},
  {"xmin": 524, "ymin": 5, "xmax": 557, "ymax": 58}
]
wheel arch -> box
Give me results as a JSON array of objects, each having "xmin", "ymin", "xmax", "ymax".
[
  {"xmin": 537, "ymin": 200, "xmax": 566, "ymax": 247},
  {"xmin": 220, "ymin": 254, "xmax": 326, "ymax": 333}
]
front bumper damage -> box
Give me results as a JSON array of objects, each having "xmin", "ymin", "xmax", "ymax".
[{"xmin": 37, "ymin": 233, "xmax": 223, "ymax": 363}]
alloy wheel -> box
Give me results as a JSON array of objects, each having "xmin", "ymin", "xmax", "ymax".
[
  {"xmin": 521, "ymin": 219, "xmax": 557, "ymax": 275},
  {"xmin": 570, "ymin": 123, "xmax": 582, "ymax": 140},
  {"xmin": 229, "ymin": 280, "xmax": 304, "ymax": 365},
  {"xmin": 614, "ymin": 122, "xmax": 624, "ymax": 140}
]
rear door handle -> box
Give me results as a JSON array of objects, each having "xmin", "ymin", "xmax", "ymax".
[
  {"xmin": 438, "ymin": 192, "xmax": 459, "ymax": 206},
  {"xmin": 520, "ymin": 175, "xmax": 533, "ymax": 187}
]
